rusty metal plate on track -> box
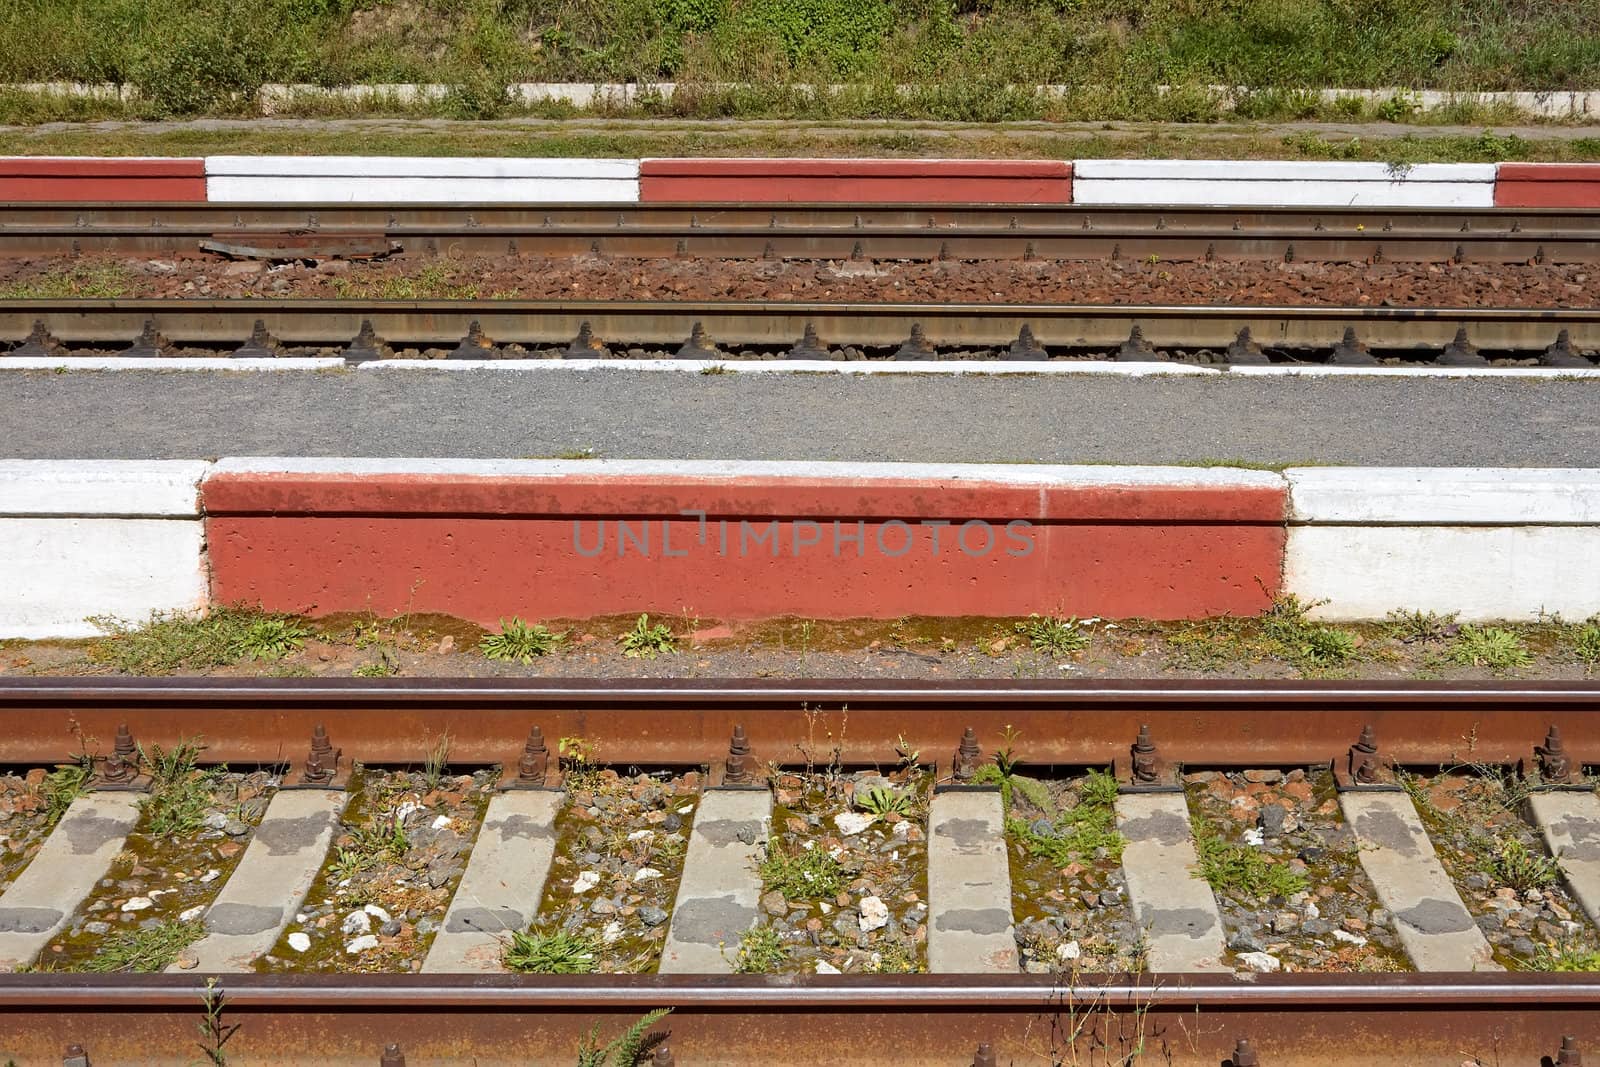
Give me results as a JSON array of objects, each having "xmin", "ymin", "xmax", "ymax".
[{"xmin": 199, "ymin": 234, "xmax": 399, "ymax": 261}]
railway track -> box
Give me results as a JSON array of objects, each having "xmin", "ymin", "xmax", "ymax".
[
  {"xmin": 3, "ymin": 202, "xmax": 1600, "ymax": 264},
  {"xmin": 3, "ymin": 299, "xmax": 1598, "ymax": 363},
  {"xmin": 0, "ymin": 678, "xmax": 1599, "ymax": 1064}
]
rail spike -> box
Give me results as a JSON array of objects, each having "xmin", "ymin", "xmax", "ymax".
[
  {"xmin": 13, "ymin": 320, "xmax": 64, "ymax": 358},
  {"xmin": 894, "ymin": 323, "xmax": 936, "ymax": 361},
  {"xmin": 1230, "ymin": 1037, "xmax": 1260, "ymax": 1067},
  {"xmin": 1558, "ymin": 1035, "xmax": 1583, "ymax": 1066},
  {"xmin": 447, "ymin": 320, "xmax": 498, "ymax": 360},
  {"xmin": 652, "ymin": 1045, "xmax": 675, "ymax": 1067},
  {"xmin": 953, "ymin": 727, "xmax": 982, "ymax": 782},
  {"xmin": 972, "ymin": 1044, "xmax": 997, "ymax": 1067},
  {"xmin": 300, "ymin": 723, "xmax": 341, "ymax": 787},
  {"xmin": 1114, "ymin": 325, "xmax": 1162, "ymax": 362},
  {"xmin": 101, "ymin": 724, "xmax": 139, "ymax": 784},
  {"xmin": 1542, "ymin": 328, "xmax": 1590, "ymax": 369},
  {"xmin": 1225, "ymin": 326, "xmax": 1269, "ymax": 366},
  {"xmin": 518, "ymin": 725, "xmax": 550, "ymax": 783},
  {"xmin": 1008, "ymin": 324, "xmax": 1048, "ymax": 361},
  {"xmin": 1131, "ymin": 724, "xmax": 1160, "ymax": 784},
  {"xmin": 232, "ymin": 319, "xmax": 283, "ymax": 359},
  {"xmin": 379, "ymin": 1043, "xmax": 406, "ymax": 1067},
  {"xmin": 343, "ymin": 320, "xmax": 392, "ymax": 364},
  {"xmin": 63, "ymin": 1044, "xmax": 90, "ymax": 1067},
  {"xmin": 787, "ymin": 323, "xmax": 830, "ymax": 361},
  {"xmin": 1328, "ymin": 326, "xmax": 1377, "ymax": 366},
  {"xmin": 1437, "ymin": 325, "xmax": 1487, "ymax": 367},
  {"xmin": 676, "ymin": 321, "xmax": 718, "ymax": 360},
  {"xmin": 120, "ymin": 320, "xmax": 174, "ymax": 359},
  {"xmin": 724, "ymin": 725, "xmax": 755, "ymax": 786},
  {"xmin": 564, "ymin": 321, "xmax": 607, "ymax": 359},
  {"xmin": 1536, "ymin": 724, "xmax": 1578, "ymax": 785}
]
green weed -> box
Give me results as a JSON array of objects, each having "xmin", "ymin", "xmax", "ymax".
[
  {"xmin": 140, "ymin": 738, "xmax": 222, "ymax": 837},
  {"xmin": 88, "ymin": 607, "xmax": 311, "ymax": 674},
  {"xmin": 1486, "ymin": 834, "xmax": 1560, "ymax": 892},
  {"xmin": 969, "ymin": 725, "xmax": 1051, "ymax": 813},
  {"xmin": 729, "ymin": 925, "xmax": 787, "ymax": 973},
  {"xmin": 1450, "ymin": 625, "xmax": 1533, "ymax": 673},
  {"xmin": 41, "ymin": 756, "xmax": 93, "ymax": 829},
  {"xmin": 1573, "ymin": 620, "xmax": 1600, "ymax": 664},
  {"xmin": 1007, "ymin": 769, "xmax": 1125, "ymax": 866},
  {"xmin": 70, "ymin": 920, "xmax": 206, "ymax": 973},
  {"xmin": 620, "ymin": 614, "xmax": 676, "ymax": 659},
  {"xmin": 574, "ymin": 1007, "xmax": 673, "ymax": 1066},
  {"xmin": 234, "ymin": 617, "xmax": 311, "ymax": 660},
  {"xmin": 1192, "ymin": 807, "xmax": 1308, "ymax": 901},
  {"xmin": 329, "ymin": 813, "xmax": 408, "ymax": 881},
  {"xmin": 1384, "ymin": 609, "xmax": 1459, "ymax": 643},
  {"xmin": 422, "ymin": 733, "xmax": 451, "ymax": 793},
  {"xmin": 759, "ymin": 840, "xmax": 845, "ymax": 901},
  {"xmin": 480, "ymin": 617, "xmax": 563, "ymax": 664},
  {"xmin": 1014, "ymin": 614, "xmax": 1091, "ymax": 657},
  {"xmin": 857, "ymin": 785, "xmax": 911, "ymax": 816},
  {"xmin": 505, "ymin": 929, "xmax": 599, "ymax": 974},
  {"xmin": 1535, "ymin": 934, "xmax": 1600, "ymax": 972}
]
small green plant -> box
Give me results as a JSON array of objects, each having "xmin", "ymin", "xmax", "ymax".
[
  {"xmin": 1192, "ymin": 808, "xmax": 1308, "ymax": 901},
  {"xmin": 574, "ymin": 1007, "xmax": 673, "ymax": 1066},
  {"xmin": 759, "ymin": 840, "xmax": 846, "ymax": 901},
  {"xmin": 700, "ymin": 364, "xmax": 732, "ymax": 375},
  {"xmin": 73, "ymin": 920, "xmax": 206, "ymax": 973},
  {"xmin": 729, "ymin": 924, "xmax": 788, "ymax": 973},
  {"xmin": 1385, "ymin": 608, "xmax": 1459, "ymax": 643},
  {"xmin": 1008, "ymin": 769, "xmax": 1125, "ymax": 866},
  {"xmin": 352, "ymin": 661, "xmax": 397, "ymax": 677},
  {"xmin": 329, "ymin": 813, "xmax": 409, "ymax": 880},
  {"xmin": 857, "ymin": 785, "xmax": 911, "ymax": 815},
  {"xmin": 504, "ymin": 929, "xmax": 598, "ymax": 974},
  {"xmin": 1015, "ymin": 614, "xmax": 1090, "ymax": 656},
  {"xmin": 196, "ymin": 977, "xmax": 239, "ymax": 1066},
  {"xmin": 1535, "ymin": 933, "xmax": 1600, "ymax": 972},
  {"xmin": 233, "ymin": 617, "xmax": 311, "ymax": 660},
  {"xmin": 479, "ymin": 617, "xmax": 563, "ymax": 663},
  {"xmin": 1296, "ymin": 625, "xmax": 1359, "ymax": 668},
  {"xmin": 970, "ymin": 725, "xmax": 1052, "ymax": 813},
  {"xmin": 40, "ymin": 756, "xmax": 94, "ymax": 829},
  {"xmin": 141, "ymin": 738, "xmax": 222, "ymax": 837},
  {"xmin": 1451, "ymin": 625, "xmax": 1532, "ymax": 672},
  {"xmin": 1486, "ymin": 834, "xmax": 1560, "ymax": 892},
  {"xmin": 620, "ymin": 614, "xmax": 676, "ymax": 658},
  {"xmin": 1574, "ymin": 619, "xmax": 1600, "ymax": 665}
]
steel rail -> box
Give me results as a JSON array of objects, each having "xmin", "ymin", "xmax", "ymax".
[
  {"xmin": 0, "ymin": 973, "xmax": 1596, "ymax": 1064},
  {"xmin": 3, "ymin": 297, "xmax": 1597, "ymax": 351},
  {"xmin": 3, "ymin": 201, "xmax": 1599, "ymax": 263},
  {"xmin": 1, "ymin": 677, "xmax": 1596, "ymax": 768}
]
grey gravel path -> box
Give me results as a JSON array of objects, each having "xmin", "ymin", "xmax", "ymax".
[{"xmin": 4, "ymin": 369, "xmax": 1600, "ymax": 465}]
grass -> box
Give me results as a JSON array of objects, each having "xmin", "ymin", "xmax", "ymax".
[
  {"xmin": 1450, "ymin": 624, "xmax": 1533, "ymax": 673},
  {"xmin": 504, "ymin": 929, "xmax": 599, "ymax": 974},
  {"xmin": 69, "ymin": 920, "xmax": 206, "ymax": 973},
  {"xmin": 1486, "ymin": 834, "xmax": 1561, "ymax": 892},
  {"xmin": 0, "ymin": 263, "xmax": 132, "ymax": 299},
  {"xmin": 758, "ymin": 839, "xmax": 846, "ymax": 902},
  {"xmin": 1535, "ymin": 934, "xmax": 1600, "ymax": 972},
  {"xmin": 1006, "ymin": 768, "xmax": 1126, "ymax": 866},
  {"xmin": 1384, "ymin": 608, "xmax": 1459, "ymax": 643},
  {"xmin": 479, "ymin": 617, "xmax": 563, "ymax": 664},
  {"xmin": 328, "ymin": 813, "xmax": 409, "ymax": 882},
  {"xmin": 1191, "ymin": 806, "xmax": 1308, "ymax": 901},
  {"xmin": 88, "ymin": 606, "xmax": 313, "ymax": 674},
  {"xmin": 969, "ymin": 725, "xmax": 1051, "ymax": 813},
  {"xmin": 619, "ymin": 614, "xmax": 676, "ymax": 659},
  {"xmin": 140, "ymin": 738, "xmax": 222, "ymax": 837},
  {"xmin": 41, "ymin": 756, "xmax": 93, "ymax": 829},
  {"xmin": 1573, "ymin": 619, "xmax": 1600, "ymax": 665},
  {"xmin": 729, "ymin": 924, "xmax": 788, "ymax": 973},
  {"xmin": 575, "ymin": 1008, "xmax": 673, "ymax": 1067},
  {"xmin": 3, "ymin": 0, "xmax": 1600, "ymax": 126},
  {"xmin": 1014, "ymin": 615, "xmax": 1091, "ymax": 657},
  {"xmin": 422, "ymin": 733, "xmax": 451, "ymax": 793}
]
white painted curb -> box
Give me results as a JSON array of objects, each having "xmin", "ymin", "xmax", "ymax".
[
  {"xmin": 358, "ymin": 358, "xmax": 1218, "ymax": 376},
  {"xmin": 1284, "ymin": 467, "xmax": 1600, "ymax": 620},
  {"xmin": 0, "ymin": 461, "xmax": 212, "ymax": 639},
  {"xmin": 0, "ymin": 358, "xmax": 345, "ymax": 372},
  {"xmin": 204, "ymin": 156, "xmax": 642, "ymax": 204}
]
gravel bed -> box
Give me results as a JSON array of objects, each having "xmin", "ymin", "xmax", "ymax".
[
  {"xmin": 0, "ymin": 769, "xmax": 66, "ymax": 894},
  {"xmin": 0, "ymin": 253, "xmax": 1592, "ymax": 311},
  {"xmin": 1404, "ymin": 768, "xmax": 1600, "ymax": 970},
  {"xmin": 526, "ymin": 767, "xmax": 701, "ymax": 973},
  {"xmin": 1184, "ymin": 769, "xmax": 1408, "ymax": 974},
  {"xmin": 746, "ymin": 768, "xmax": 930, "ymax": 975},
  {"xmin": 42, "ymin": 769, "xmax": 275, "ymax": 972},
  {"xmin": 1007, "ymin": 773, "xmax": 1143, "ymax": 973},
  {"xmin": 256, "ymin": 766, "xmax": 495, "ymax": 973}
]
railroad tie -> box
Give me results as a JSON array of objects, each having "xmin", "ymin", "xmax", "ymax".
[
  {"xmin": 422, "ymin": 790, "xmax": 562, "ymax": 973},
  {"xmin": 1340, "ymin": 792, "xmax": 1500, "ymax": 971},
  {"xmin": 176, "ymin": 790, "xmax": 349, "ymax": 972},
  {"xmin": 927, "ymin": 790, "xmax": 1018, "ymax": 973},
  {"xmin": 0, "ymin": 792, "xmax": 141, "ymax": 971},
  {"xmin": 1115, "ymin": 793, "xmax": 1229, "ymax": 972},
  {"xmin": 659, "ymin": 789, "xmax": 770, "ymax": 973},
  {"xmin": 1527, "ymin": 791, "xmax": 1600, "ymax": 928}
]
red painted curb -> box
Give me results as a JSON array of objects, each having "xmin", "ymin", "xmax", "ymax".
[
  {"xmin": 0, "ymin": 157, "xmax": 206, "ymax": 202},
  {"xmin": 203, "ymin": 472, "xmax": 1285, "ymax": 622},
  {"xmin": 639, "ymin": 158, "xmax": 1072, "ymax": 204},
  {"xmin": 1494, "ymin": 163, "xmax": 1600, "ymax": 207}
]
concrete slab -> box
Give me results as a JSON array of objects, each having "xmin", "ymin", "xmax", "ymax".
[
  {"xmin": 423, "ymin": 790, "xmax": 562, "ymax": 973},
  {"xmin": 177, "ymin": 789, "xmax": 347, "ymax": 973},
  {"xmin": 1341, "ymin": 791, "xmax": 1500, "ymax": 971},
  {"xmin": 1528, "ymin": 790, "xmax": 1600, "ymax": 927},
  {"xmin": 0, "ymin": 791, "xmax": 142, "ymax": 970},
  {"xmin": 659, "ymin": 789, "xmax": 768, "ymax": 974},
  {"xmin": 1115, "ymin": 793, "xmax": 1228, "ymax": 972},
  {"xmin": 927, "ymin": 790, "xmax": 1018, "ymax": 973}
]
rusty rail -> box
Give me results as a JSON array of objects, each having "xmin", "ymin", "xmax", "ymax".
[
  {"xmin": 3, "ymin": 201, "xmax": 1599, "ymax": 264},
  {"xmin": 2, "ymin": 297, "xmax": 1597, "ymax": 353},
  {"xmin": 1, "ymin": 677, "xmax": 1596, "ymax": 769},
  {"xmin": 0, "ymin": 972, "xmax": 1596, "ymax": 1064}
]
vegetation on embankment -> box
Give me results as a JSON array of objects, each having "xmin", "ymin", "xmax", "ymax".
[{"xmin": 1, "ymin": 0, "xmax": 1598, "ymax": 122}]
